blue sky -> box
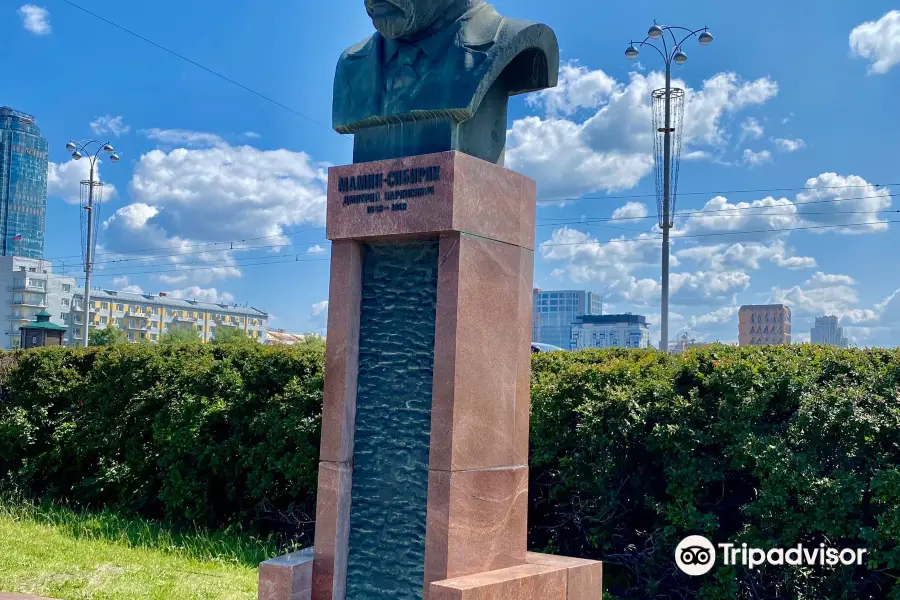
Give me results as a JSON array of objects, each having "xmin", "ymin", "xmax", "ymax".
[{"xmin": 4, "ymin": 0, "xmax": 900, "ymax": 345}]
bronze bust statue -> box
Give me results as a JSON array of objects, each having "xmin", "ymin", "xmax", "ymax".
[{"xmin": 333, "ymin": 0, "xmax": 559, "ymax": 165}]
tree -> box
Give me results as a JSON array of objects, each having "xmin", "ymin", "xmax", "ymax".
[
  {"xmin": 89, "ymin": 324, "xmax": 127, "ymax": 347},
  {"xmin": 159, "ymin": 327, "xmax": 201, "ymax": 345},
  {"xmin": 211, "ymin": 327, "xmax": 255, "ymax": 345}
]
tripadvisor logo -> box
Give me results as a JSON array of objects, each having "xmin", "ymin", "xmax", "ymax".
[{"xmin": 675, "ymin": 536, "xmax": 868, "ymax": 576}]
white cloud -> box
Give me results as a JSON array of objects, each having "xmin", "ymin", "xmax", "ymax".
[
  {"xmin": 676, "ymin": 239, "xmax": 816, "ymax": 272},
  {"xmin": 141, "ymin": 128, "xmax": 225, "ymax": 147},
  {"xmin": 611, "ymin": 202, "xmax": 649, "ymax": 220},
  {"xmin": 850, "ymin": 10, "xmax": 900, "ymax": 74},
  {"xmin": 742, "ymin": 149, "xmax": 772, "ymax": 167},
  {"xmin": 673, "ymin": 173, "xmax": 890, "ymax": 240},
  {"xmin": 95, "ymin": 139, "xmax": 328, "ymax": 286},
  {"xmin": 128, "ymin": 142, "xmax": 327, "ymax": 241},
  {"xmin": 794, "ymin": 173, "xmax": 892, "ymax": 233},
  {"xmin": 740, "ymin": 117, "xmax": 764, "ymax": 142},
  {"xmin": 90, "ymin": 115, "xmax": 130, "ymax": 137},
  {"xmin": 306, "ymin": 244, "xmax": 327, "ymax": 255},
  {"xmin": 782, "ymin": 113, "xmax": 795, "ymax": 125},
  {"xmin": 527, "ymin": 63, "xmax": 618, "ymax": 115},
  {"xmin": 772, "ymin": 138, "xmax": 806, "ymax": 152},
  {"xmin": 688, "ymin": 306, "xmax": 740, "ymax": 328},
  {"xmin": 244, "ymin": 131, "xmax": 261, "ymax": 139},
  {"xmin": 508, "ymin": 66, "xmax": 779, "ymax": 200},
  {"xmin": 539, "ymin": 226, "xmax": 748, "ymax": 306},
  {"xmin": 110, "ymin": 276, "xmax": 144, "ymax": 294},
  {"xmin": 311, "ymin": 301, "xmax": 329, "ymax": 317},
  {"xmin": 47, "ymin": 159, "xmax": 117, "ymax": 204},
  {"xmin": 770, "ymin": 272, "xmax": 861, "ymax": 317},
  {"xmin": 165, "ymin": 287, "xmax": 235, "ymax": 304},
  {"xmin": 18, "ymin": 5, "xmax": 50, "ymax": 35}
]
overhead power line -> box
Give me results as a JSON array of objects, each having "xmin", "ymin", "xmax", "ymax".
[
  {"xmin": 58, "ymin": 0, "xmax": 333, "ymax": 132},
  {"xmin": 86, "ymin": 256, "xmax": 331, "ymax": 279},
  {"xmin": 565, "ymin": 182, "xmax": 897, "ymax": 203},
  {"xmin": 540, "ymin": 219, "xmax": 900, "ymax": 248}
]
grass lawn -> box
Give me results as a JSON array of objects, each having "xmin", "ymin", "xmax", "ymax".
[{"xmin": 0, "ymin": 500, "xmax": 272, "ymax": 600}]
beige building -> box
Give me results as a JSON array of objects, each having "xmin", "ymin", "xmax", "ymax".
[
  {"xmin": 738, "ymin": 304, "xmax": 791, "ymax": 346},
  {"xmin": 68, "ymin": 289, "xmax": 268, "ymax": 345}
]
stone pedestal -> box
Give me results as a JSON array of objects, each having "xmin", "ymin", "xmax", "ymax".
[{"xmin": 303, "ymin": 150, "xmax": 601, "ymax": 600}]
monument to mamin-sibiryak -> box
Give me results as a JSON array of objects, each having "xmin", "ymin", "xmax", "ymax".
[{"xmin": 257, "ymin": 1, "xmax": 604, "ymax": 599}]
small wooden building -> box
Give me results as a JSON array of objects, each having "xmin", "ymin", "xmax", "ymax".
[{"xmin": 20, "ymin": 310, "xmax": 67, "ymax": 349}]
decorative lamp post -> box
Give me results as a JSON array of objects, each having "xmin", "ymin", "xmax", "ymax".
[
  {"xmin": 64, "ymin": 140, "xmax": 120, "ymax": 347},
  {"xmin": 625, "ymin": 22, "xmax": 713, "ymax": 351}
]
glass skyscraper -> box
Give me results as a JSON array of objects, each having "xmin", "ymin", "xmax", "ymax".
[
  {"xmin": 532, "ymin": 289, "xmax": 604, "ymax": 349},
  {"xmin": 0, "ymin": 107, "xmax": 49, "ymax": 259}
]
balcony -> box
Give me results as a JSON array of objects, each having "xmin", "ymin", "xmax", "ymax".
[
  {"xmin": 7, "ymin": 283, "xmax": 47, "ymax": 293},
  {"xmin": 11, "ymin": 299, "xmax": 47, "ymax": 309},
  {"xmin": 7, "ymin": 314, "xmax": 30, "ymax": 322},
  {"xmin": 125, "ymin": 322, "xmax": 149, "ymax": 331}
]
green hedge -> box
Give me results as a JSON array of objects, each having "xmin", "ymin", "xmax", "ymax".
[
  {"xmin": 1, "ymin": 343, "xmax": 898, "ymax": 598},
  {"xmin": 529, "ymin": 345, "xmax": 900, "ymax": 599},
  {"xmin": 0, "ymin": 344, "xmax": 323, "ymax": 546}
]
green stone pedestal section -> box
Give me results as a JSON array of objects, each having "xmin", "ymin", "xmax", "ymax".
[{"xmin": 310, "ymin": 151, "xmax": 602, "ymax": 600}]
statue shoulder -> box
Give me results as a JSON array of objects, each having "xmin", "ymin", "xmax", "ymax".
[{"xmin": 339, "ymin": 34, "xmax": 378, "ymax": 64}]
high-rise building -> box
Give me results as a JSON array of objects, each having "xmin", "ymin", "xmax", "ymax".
[
  {"xmin": 738, "ymin": 304, "xmax": 792, "ymax": 346},
  {"xmin": 0, "ymin": 256, "xmax": 76, "ymax": 349},
  {"xmin": 68, "ymin": 289, "xmax": 269, "ymax": 345},
  {"xmin": 571, "ymin": 314, "xmax": 651, "ymax": 349},
  {"xmin": 532, "ymin": 289, "xmax": 603, "ymax": 349},
  {"xmin": 810, "ymin": 315, "xmax": 848, "ymax": 348},
  {"xmin": 0, "ymin": 107, "xmax": 49, "ymax": 259}
]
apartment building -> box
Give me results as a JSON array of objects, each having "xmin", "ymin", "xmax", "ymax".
[
  {"xmin": 0, "ymin": 256, "xmax": 75, "ymax": 349},
  {"xmin": 68, "ymin": 289, "xmax": 268, "ymax": 345}
]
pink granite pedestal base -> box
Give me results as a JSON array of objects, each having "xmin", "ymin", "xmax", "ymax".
[{"xmin": 303, "ymin": 151, "xmax": 602, "ymax": 600}]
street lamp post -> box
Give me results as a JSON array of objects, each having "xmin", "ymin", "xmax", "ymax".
[
  {"xmin": 626, "ymin": 23, "xmax": 713, "ymax": 351},
  {"xmin": 64, "ymin": 140, "xmax": 120, "ymax": 347}
]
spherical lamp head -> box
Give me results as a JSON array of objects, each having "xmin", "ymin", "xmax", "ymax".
[
  {"xmin": 109, "ymin": 153, "xmax": 120, "ymax": 163},
  {"xmin": 648, "ymin": 24, "xmax": 663, "ymax": 39},
  {"xmin": 698, "ymin": 30, "xmax": 713, "ymax": 46},
  {"xmin": 673, "ymin": 50, "xmax": 688, "ymax": 65},
  {"xmin": 625, "ymin": 44, "xmax": 640, "ymax": 60},
  {"xmin": 72, "ymin": 151, "xmax": 83, "ymax": 160},
  {"xmin": 65, "ymin": 141, "xmax": 77, "ymax": 152},
  {"xmin": 103, "ymin": 144, "xmax": 115, "ymax": 154}
]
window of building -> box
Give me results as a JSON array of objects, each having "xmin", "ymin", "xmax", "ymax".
[
  {"xmin": 62, "ymin": 284, "xmax": 71, "ymax": 293},
  {"xmin": 61, "ymin": 298, "xmax": 70, "ymax": 307},
  {"xmin": 116, "ymin": 304, "xmax": 123, "ymax": 312},
  {"xmin": 101, "ymin": 302, "xmax": 108, "ymax": 310},
  {"xmin": 100, "ymin": 317, "xmax": 107, "ymax": 324}
]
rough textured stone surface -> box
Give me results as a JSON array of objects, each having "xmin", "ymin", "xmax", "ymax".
[
  {"xmin": 259, "ymin": 548, "xmax": 314, "ymax": 600},
  {"xmin": 333, "ymin": 0, "xmax": 559, "ymax": 165},
  {"xmin": 344, "ymin": 240, "xmax": 440, "ymax": 600},
  {"xmin": 429, "ymin": 564, "xmax": 566, "ymax": 600}
]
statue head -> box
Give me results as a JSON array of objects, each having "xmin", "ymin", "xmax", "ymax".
[{"xmin": 364, "ymin": 0, "xmax": 455, "ymax": 40}]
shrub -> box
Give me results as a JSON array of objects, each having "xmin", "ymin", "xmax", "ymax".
[
  {"xmin": 529, "ymin": 344, "xmax": 900, "ymax": 599},
  {"xmin": 0, "ymin": 343, "xmax": 323, "ymax": 548},
  {"xmin": 1, "ymin": 343, "xmax": 898, "ymax": 598}
]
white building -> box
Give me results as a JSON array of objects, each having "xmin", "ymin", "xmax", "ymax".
[
  {"xmin": 571, "ymin": 314, "xmax": 651, "ymax": 350},
  {"xmin": 0, "ymin": 256, "xmax": 76, "ymax": 349},
  {"xmin": 810, "ymin": 315, "xmax": 848, "ymax": 348},
  {"xmin": 68, "ymin": 289, "xmax": 268, "ymax": 345}
]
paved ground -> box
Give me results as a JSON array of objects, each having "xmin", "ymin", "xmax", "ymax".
[{"xmin": 0, "ymin": 594, "xmax": 56, "ymax": 600}]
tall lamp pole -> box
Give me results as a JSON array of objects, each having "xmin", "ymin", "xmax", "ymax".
[
  {"xmin": 65, "ymin": 140, "xmax": 120, "ymax": 347},
  {"xmin": 625, "ymin": 24, "xmax": 713, "ymax": 351}
]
